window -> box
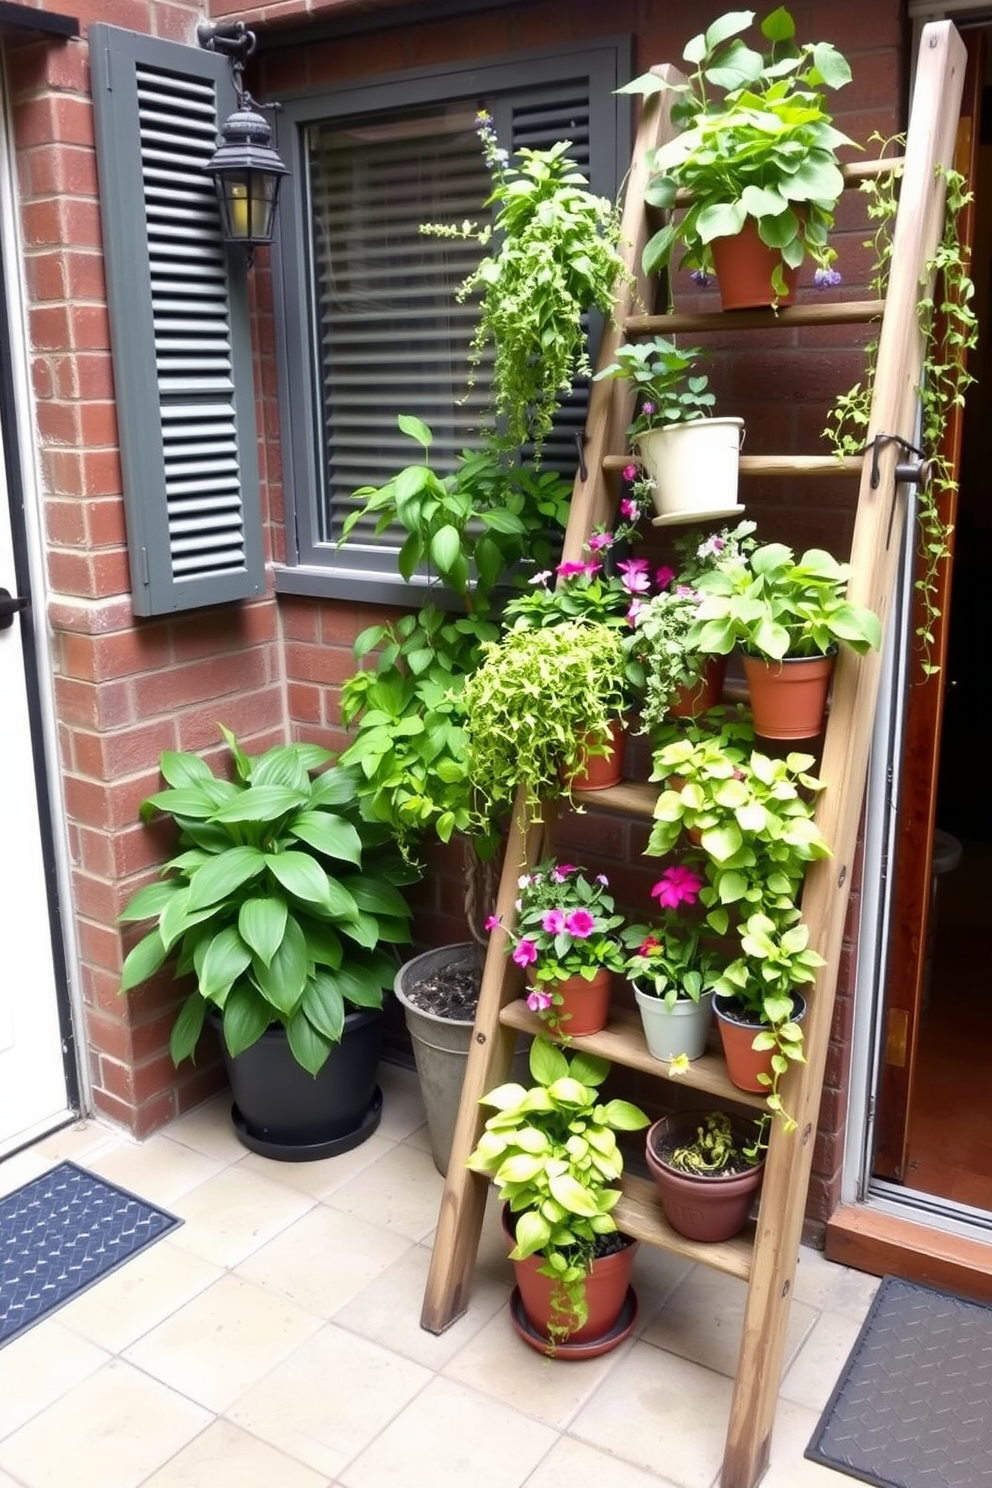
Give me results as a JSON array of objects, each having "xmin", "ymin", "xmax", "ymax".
[{"xmin": 272, "ymin": 39, "xmax": 631, "ymax": 602}]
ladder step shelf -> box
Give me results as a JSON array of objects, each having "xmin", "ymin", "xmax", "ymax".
[
  {"xmin": 602, "ymin": 453, "xmax": 864, "ymax": 477},
  {"xmin": 615, "ymin": 1173, "xmax": 755, "ymax": 1282},
  {"xmin": 625, "ymin": 299, "xmax": 884, "ymax": 335}
]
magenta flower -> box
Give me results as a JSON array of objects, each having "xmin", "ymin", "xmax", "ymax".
[
  {"xmin": 618, "ymin": 557, "xmax": 651, "ymax": 595},
  {"xmin": 622, "ymin": 464, "xmax": 638, "ymax": 483},
  {"xmin": 557, "ymin": 559, "xmax": 601, "ymax": 579},
  {"xmin": 553, "ymin": 864, "xmax": 577, "ymax": 881},
  {"xmin": 512, "ymin": 938, "xmax": 539, "ymax": 967},
  {"xmin": 565, "ymin": 908, "xmax": 595, "ymax": 938},
  {"xmin": 542, "ymin": 909, "xmax": 566, "ymax": 934},
  {"xmin": 619, "ymin": 496, "xmax": 638, "ymax": 519},
  {"xmin": 655, "ymin": 565, "xmax": 675, "ymax": 590},
  {"xmin": 627, "ymin": 597, "xmax": 645, "ymax": 625},
  {"xmin": 651, "ymin": 866, "xmax": 704, "ymax": 909},
  {"xmin": 527, "ymin": 988, "xmax": 553, "ymax": 1013},
  {"xmin": 588, "ymin": 531, "xmax": 613, "ymax": 552},
  {"xmin": 484, "ymin": 914, "xmax": 500, "ymax": 931}
]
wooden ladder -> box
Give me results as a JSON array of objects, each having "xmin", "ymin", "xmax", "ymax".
[{"xmin": 421, "ymin": 21, "xmax": 967, "ymax": 1488}]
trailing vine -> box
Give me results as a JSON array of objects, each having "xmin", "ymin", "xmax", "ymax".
[{"xmin": 823, "ymin": 137, "xmax": 978, "ymax": 676}]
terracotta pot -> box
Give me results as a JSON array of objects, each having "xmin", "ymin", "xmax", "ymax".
[
  {"xmin": 668, "ymin": 656, "xmax": 728, "ymax": 719},
  {"xmin": 645, "ymin": 1113, "xmax": 765, "ymax": 1241},
  {"xmin": 710, "ymin": 222, "xmax": 799, "ymax": 310},
  {"xmin": 742, "ymin": 652, "xmax": 835, "ymax": 740},
  {"xmin": 503, "ymin": 1208, "xmax": 638, "ymax": 1354},
  {"xmin": 531, "ymin": 967, "xmax": 613, "ymax": 1037},
  {"xmin": 713, "ymin": 992, "xmax": 807, "ymax": 1093},
  {"xmin": 567, "ymin": 718, "xmax": 625, "ymax": 791}
]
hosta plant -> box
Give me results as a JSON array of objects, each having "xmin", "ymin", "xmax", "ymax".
[
  {"xmin": 118, "ymin": 729, "xmax": 416, "ymax": 1075},
  {"xmin": 467, "ymin": 1036, "xmax": 649, "ymax": 1343}
]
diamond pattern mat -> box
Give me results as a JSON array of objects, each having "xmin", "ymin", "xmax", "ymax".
[
  {"xmin": 0, "ymin": 1160, "xmax": 180, "ymax": 1348},
  {"xmin": 806, "ymin": 1274, "xmax": 992, "ymax": 1487}
]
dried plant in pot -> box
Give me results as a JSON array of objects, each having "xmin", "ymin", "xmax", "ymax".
[{"xmin": 645, "ymin": 1109, "xmax": 768, "ymax": 1241}]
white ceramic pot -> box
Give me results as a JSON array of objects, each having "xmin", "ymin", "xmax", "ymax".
[
  {"xmin": 636, "ymin": 417, "xmax": 744, "ymax": 519},
  {"xmin": 633, "ymin": 985, "xmax": 714, "ymax": 1062}
]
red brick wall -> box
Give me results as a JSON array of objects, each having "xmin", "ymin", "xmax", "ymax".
[{"xmin": 4, "ymin": 0, "xmax": 904, "ymax": 1203}]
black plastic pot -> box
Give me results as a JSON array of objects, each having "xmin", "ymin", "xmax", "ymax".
[{"xmin": 210, "ymin": 1007, "xmax": 383, "ymax": 1161}]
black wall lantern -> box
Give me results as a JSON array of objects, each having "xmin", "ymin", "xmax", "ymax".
[{"xmin": 197, "ymin": 20, "xmax": 288, "ymax": 260}]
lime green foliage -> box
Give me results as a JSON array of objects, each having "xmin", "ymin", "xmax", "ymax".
[
  {"xmin": 422, "ymin": 125, "xmax": 627, "ymax": 458},
  {"xmin": 687, "ymin": 540, "xmax": 882, "ymax": 660},
  {"xmin": 462, "ymin": 622, "xmax": 629, "ymax": 826},
  {"xmin": 668, "ymin": 1110, "xmax": 767, "ymax": 1174},
  {"xmin": 339, "ymin": 420, "xmax": 570, "ymax": 860},
  {"xmin": 594, "ymin": 337, "xmax": 715, "ymax": 437},
  {"xmin": 621, "ymin": 6, "xmax": 854, "ymax": 297},
  {"xmin": 645, "ymin": 712, "xmax": 829, "ymax": 1126},
  {"xmin": 823, "ymin": 144, "xmax": 978, "ymax": 677},
  {"xmin": 466, "ymin": 1036, "xmax": 649, "ymax": 1342},
  {"xmin": 119, "ymin": 729, "xmax": 416, "ymax": 1076}
]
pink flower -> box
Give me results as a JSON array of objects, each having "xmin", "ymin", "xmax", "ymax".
[
  {"xmin": 565, "ymin": 908, "xmax": 595, "ymax": 938},
  {"xmin": 655, "ymin": 565, "xmax": 675, "ymax": 590},
  {"xmin": 619, "ymin": 497, "xmax": 637, "ymax": 519},
  {"xmin": 622, "ymin": 464, "xmax": 638, "ymax": 483},
  {"xmin": 557, "ymin": 560, "xmax": 600, "ymax": 578},
  {"xmin": 651, "ymin": 866, "xmax": 704, "ymax": 909},
  {"xmin": 529, "ymin": 570, "xmax": 552, "ymax": 586},
  {"xmin": 588, "ymin": 531, "xmax": 613, "ymax": 552},
  {"xmin": 542, "ymin": 909, "xmax": 566, "ymax": 934},
  {"xmin": 627, "ymin": 597, "xmax": 645, "ymax": 626},
  {"xmin": 618, "ymin": 557, "xmax": 651, "ymax": 595},
  {"xmin": 527, "ymin": 988, "xmax": 553, "ymax": 1013},
  {"xmin": 512, "ymin": 938, "xmax": 539, "ymax": 967},
  {"xmin": 484, "ymin": 915, "xmax": 500, "ymax": 931},
  {"xmin": 641, "ymin": 402, "xmax": 656, "ymax": 416},
  {"xmin": 553, "ymin": 865, "xmax": 577, "ymax": 881}
]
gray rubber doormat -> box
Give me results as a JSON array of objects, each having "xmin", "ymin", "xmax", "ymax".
[
  {"xmin": 805, "ymin": 1274, "xmax": 992, "ymax": 1487},
  {"xmin": 0, "ymin": 1160, "xmax": 180, "ymax": 1348}
]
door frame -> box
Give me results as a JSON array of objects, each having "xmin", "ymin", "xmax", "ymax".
[{"xmin": 0, "ymin": 50, "xmax": 85, "ymax": 1138}]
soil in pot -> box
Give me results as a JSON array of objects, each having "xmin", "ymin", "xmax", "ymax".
[{"xmin": 645, "ymin": 1111, "xmax": 766, "ymax": 1242}]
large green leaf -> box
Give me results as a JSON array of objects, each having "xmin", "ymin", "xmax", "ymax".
[
  {"xmin": 331, "ymin": 961, "xmax": 385, "ymax": 1009},
  {"xmin": 251, "ymin": 747, "xmax": 310, "ymax": 793},
  {"xmin": 397, "ymin": 413, "xmax": 432, "ymax": 448},
  {"xmin": 221, "ymin": 985, "xmax": 272, "ymax": 1057},
  {"xmin": 548, "ymin": 1172, "xmax": 601, "ymax": 1217},
  {"xmin": 297, "ymin": 917, "xmax": 343, "ymax": 968},
  {"xmin": 159, "ymin": 886, "xmax": 219, "ymax": 953},
  {"xmin": 345, "ymin": 876, "xmax": 412, "ymax": 920},
  {"xmin": 301, "ymin": 972, "xmax": 345, "ymax": 1043},
  {"xmin": 264, "ymin": 851, "xmax": 333, "ymax": 910},
  {"xmin": 286, "ymin": 1011, "xmax": 332, "ymax": 1076},
  {"xmin": 211, "ymin": 785, "xmax": 308, "ymax": 825},
  {"xmin": 186, "ymin": 846, "xmax": 266, "ymax": 912},
  {"xmin": 509, "ymin": 1209, "xmax": 551, "ymax": 1260},
  {"xmin": 288, "ymin": 812, "xmax": 363, "ymax": 866},
  {"xmin": 308, "ymin": 767, "xmax": 361, "ymax": 808},
  {"xmin": 118, "ymin": 879, "xmax": 182, "ymax": 924},
  {"xmin": 119, "ymin": 928, "xmax": 168, "ymax": 993},
  {"xmin": 141, "ymin": 786, "xmax": 218, "ymax": 822},
  {"xmin": 252, "ymin": 913, "xmax": 308, "ymax": 1015},
  {"xmin": 158, "ymin": 751, "xmax": 213, "ymax": 788},
  {"xmin": 199, "ymin": 925, "xmax": 252, "ymax": 1001},
  {"xmin": 168, "ymin": 993, "xmax": 206, "ymax": 1066},
  {"xmin": 529, "ymin": 1038, "xmax": 569, "ymax": 1086},
  {"xmin": 238, "ymin": 896, "xmax": 288, "ymax": 967}
]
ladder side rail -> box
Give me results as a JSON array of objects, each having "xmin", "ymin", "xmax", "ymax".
[
  {"xmin": 421, "ymin": 63, "xmax": 685, "ymax": 1335},
  {"xmin": 721, "ymin": 22, "xmax": 968, "ymax": 1488}
]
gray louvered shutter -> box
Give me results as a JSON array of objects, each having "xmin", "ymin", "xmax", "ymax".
[{"xmin": 90, "ymin": 25, "xmax": 265, "ymax": 616}]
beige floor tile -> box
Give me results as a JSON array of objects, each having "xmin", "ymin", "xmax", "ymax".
[
  {"xmin": 55, "ymin": 1239, "xmax": 222, "ymax": 1353},
  {"xmin": 141, "ymin": 1418, "xmax": 328, "ymax": 1487},
  {"xmin": 526, "ymin": 1435, "xmax": 684, "ymax": 1488},
  {"xmin": 402, "ymin": 1122, "xmax": 435, "ymax": 1158},
  {"xmin": 759, "ymin": 1397, "xmax": 853, "ymax": 1487},
  {"xmin": 0, "ymin": 1469, "xmax": 26, "ymax": 1487},
  {"xmin": 324, "ymin": 1141, "xmax": 446, "ymax": 1240},
  {"xmin": 569, "ymin": 1340, "xmax": 732, "ymax": 1488},
  {"xmin": 122, "ymin": 1272, "xmax": 322, "ymax": 1413},
  {"xmin": 641, "ymin": 1266, "xmax": 817, "ymax": 1377},
  {"xmin": 0, "ymin": 1358, "xmax": 211, "ymax": 1488},
  {"xmin": 339, "ymin": 1376, "xmax": 557, "ymax": 1488},
  {"xmin": 228, "ymin": 1322, "xmax": 432, "ymax": 1477},
  {"xmin": 238, "ymin": 1131, "xmax": 397, "ymax": 1199},
  {"xmin": 375, "ymin": 1061, "xmax": 428, "ymax": 1141},
  {"xmin": 158, "ymin": 1096, "xmax": 248, "ymax": 1164},
  {"xmin": 86, "ymin": 1132, "xmax": 223, "ymax": 1207},
  {"xmin": 442, "ymin": 1304, "xmax": 629, "ymax": 1428},
  {"xmin": 0, "ymin": 1321, "xmax": 109, "ymax": 1439},
  {"xmin": 30, "ymin": 1120, "xmax": 121, "ymax": 1168},
  {"xmin": 335, "ymin": 1243, "xmax": 511, "ymax": 1367},
  {"xmin": 790, "ymin": 1243, "xmax": 849, "ymax": 1308},
  {"xmin": 473, "ymin": 1191, "xmax": 518, "ymax": 1285},
  {"xmin": 779, "ymin": 1309, "xmax": 864, "ymax": 1412},
  {"xmin": 234, "ymin": 1204, "xmax": 412, "ymax": 1317},
  {"xmin": 167, "ymin": 1163, "xmax": 314, "ymax": 1267},
  {"xmin": 627, "ymin": 1244, "xmax": 695, "ymax": 1334},
  {"xmin": 820, "ymin": 1265, "xmax": 881, "ymax": 1320}
]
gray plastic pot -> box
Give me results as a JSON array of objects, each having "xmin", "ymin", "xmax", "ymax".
[{"xmin": 393, "ymin": 943, "xmax": 529, "ymax": 1176}]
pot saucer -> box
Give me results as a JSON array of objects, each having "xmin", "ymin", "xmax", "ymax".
[
  {"xmin": 651, "ymin": 503, "xmax": 746, "ymax": 528},
  {"xmin": 508, "ymin": 1285, "xmax": 638, "ymax": 1360},
  {"xmin": 231, "ymin": 1085, "xmax": 383, "ymax": 1162}
]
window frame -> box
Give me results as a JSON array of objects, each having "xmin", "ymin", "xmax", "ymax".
[{"xmin": 271, "ymin": 37, "xmax": 632, "ymax": 605}]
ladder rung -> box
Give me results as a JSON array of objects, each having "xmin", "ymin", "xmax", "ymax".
[
  {"xmin": 602, "ymin": 453, "xmax": 863, "ymax": 477},
  {"xmin": 571, "ymin": 779, "xmax": 658, "ymax": 816},
  {"xmin": 499, "ymin": 1001, "xmax": 769, "ymax": 1111},
  {"xmin": 616, "ymin": 1172, "xmax": 755, "ymax": 1281},
  {"xmin": 625, "ymin": 299, "xmax": 884, "ymax": 335}
]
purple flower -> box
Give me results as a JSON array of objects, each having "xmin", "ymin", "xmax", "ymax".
[
  {"xmin": 697, "ymin": 535, "xmax": 725, "ymax": 560},
  {"xmin": 527, "ymin": 987, "xmax": 553, "ymax": 1013},
  {"xmin": 618, "ymin": 557, "xmax": 651, "ymax": 595},
  {"xmin": 690, "ymin": 268, "xmax": 714, "ymax": 287},
  {"xmin": 553, "ymin": 865, "xmax": 577, "ymax": 881},
  {"xmin": 651, "ymin": 866, "xmax": 704, "ymax": 910},
  {"xmin": 641, "ymin": 402, "xmax": 656, "ymax": 417},
  {"xmin": 512, "ymin": 938, "xmax": 539, "ymax": 967},
  {"xmin": 813, "ymin": 267, "xmax": 843, "ymax": 290},
  {"xmin": 484, "ymin": 914, "xmax": 500, "ymax": 931},
  {"xmin": 565, "ymin": 908, "xmax": 595, "ymax": 938},
  {"xmin": 542, "ymin": 909, "xmax": 566, "ymax": 934},
  {"xmin": 655, "ymin": 565, "xmax": 675, "ymax": 590},
  {"xmin": 627, "ymin": 597, "xmax": 645, "ymax": 625}
]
